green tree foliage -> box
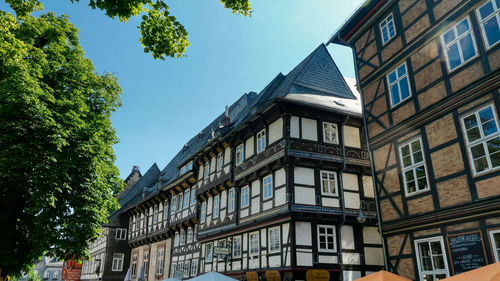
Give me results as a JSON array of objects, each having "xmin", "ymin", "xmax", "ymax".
[
  {"xmin": 4, "ymin": 0, "xmax": 252, "ymax": 59},
  {"xmin": 0, "ymin": 10, "xmax": 122, "ymax": 276}
]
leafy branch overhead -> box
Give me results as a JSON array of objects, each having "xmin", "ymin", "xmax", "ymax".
[{"xmin": 5, "ymin": 0, "xmax": 252, "ymax": 59}]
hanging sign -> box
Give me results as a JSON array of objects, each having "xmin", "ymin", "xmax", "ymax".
[{"xmin": 306, "ymin": 270, "xmax": 330, "ymax": 281}]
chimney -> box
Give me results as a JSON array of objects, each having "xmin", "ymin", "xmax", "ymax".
[{"xmin": 224, "ymin": 105, "xmax": 230, "ymax": 126}]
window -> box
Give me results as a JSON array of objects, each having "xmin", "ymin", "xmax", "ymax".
[
  {"xmin": 180, "ymin": 229, "xmax": 185, "ymax": 245},
  {"xmin": 143, "ymin": 251, "xmax": 149, "ymax": 275},
  {"xmin": 249, "ymin": 232, "xmax": 259, "ymax": 256},
  {"xmin": 387, "ymin": 63, "xmax": 411, "ymax": 107},
  {"xmin": 115, "ymin": 228, "xmax": 127, "ymax": 240},
  {"xmin": 204, "ymin": 161, "xmax": 210, "ymax": 179},
  {"xmin": 171, "ymin": 196, "xmax": 177, "ymax": 214},
  {"xmin": 323, "ymin": 122, "xmax": 339, "ymax": 144},
  {"xmin": 111, "ymin": 253, "xmax": 124, "ymax": 271},
  {"xmin": 462, "ymin": 105, "xmax": 500, "ymax": 175},
  {"xmin": 241, "ymin": 186, "xmax": 249, "ymax": 208},
  {"xmin": 477, "ymin": 0, "xmax": 500, "ymax": 49},
  {"xmin": 320, "ymin": 171, "xmax": 337, "ymax": 196},
  {"xmin": 184, "ymin": 189, "xmax": 190, "ymax": 209},
  {"xmin": 163, "ymin": 201, "xmax": 169, "ymax": 220},
  {"xmin": 174, "ymin": 232, "xmax": 179, "ymax": 247},
  {"xmin": 380, "ymin": 13, "xmax": 396, "ymax": 44},
  {"xmin": 200, "ymin": 201, "xmax": 207, "ymax": 223},
  {"xmin": 268, "ymin": 227, "xmax": 281, "ymax": 253},
  {"xmin": 257, "ymin": 129, "xmax": 266, "ymax": 153},
  {"xmin": 153, "ymin": 206, "xmax": 159, "ymax": 224},
  {"xmin": 183, "ymin": 260, "xmax": 190, "ymax": 278},
  {"xmin": 228, "ymin": 188, "xmax": 235, "ymax": 212},
  {"xmin": 233, "ymin": 236, "xmax": 242, "ymax": 258},
  {"xmin": 190, "ymin": 259, "xmax": 198, "ymax": 277},
  {"xmin": 490, "ymin": 230, "xmax": 500, "ymax": 262},
  {"xmin": 206, "ymin": 243, "xmax": 213, "ymax": 260},
  {"xmin": 263, "ymin": 175, "xmax": 273, "ymax": 200},
  {"xmin": 131, "ymin": 254, "xmax": 138, "ymax": 276},
  {"xmin": 190, "ymin": 186, "xmax": 196, "ymax": 205},
  {"xmin": 170, "ymin": 263, "xmax": 177, "ymax": 278},
  {"xmin": 400, "ymin": 138, "xmax": 429, "ymax": 195},
  {"xmin": 187, "ymin": 227, "xmax": 193, "ymax": 243},
  {"xmin": 44, "ymin": 271, "xmax": 50, "ymax": 279},
  {"xmin": 213, "ymin": 195, "xmax": 220, "ymax": 219},
  {"xmin": 442, "ymin": 17, "xmax": 478, "ymax": 71},
  {"xmin": 236, "ymin": 144, "xmax": 244, "ymax": 165},
  {"xmin": 317, "ymin": 225, "xmax": 336, "ymax": 252},
  {"xmin": 178, "ymin": 193, "xmax": 183, "ymax": 212},
  {"xmin": 415, "ymin": 237, "xmax": 449, "ymax": 280},
  {"xmin": 52, "ymin": 270, "xmax": 59, "ymax": 279},
  {"xmin": 156, "ymin": 247, "xmax": 164, "ymax": 275},
  {"xmin": 217, "ymin": 152, "xmax": 224, "ymax": 171},
  {"xmin": 100, "ymin": 253, "xmax": 106, "ymax": 273}
]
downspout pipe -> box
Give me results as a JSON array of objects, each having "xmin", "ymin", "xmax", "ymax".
[
  {"xmin": 337, "ymin": 114, "xmax": 349, "ymax": 281},
  {"xmin": 330, "ymin": 33, "xmax": 388, "ymax": 271}
]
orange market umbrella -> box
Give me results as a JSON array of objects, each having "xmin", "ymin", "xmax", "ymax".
[
  {"xmin": 354, "ymin": 271, "xmax": 412, "ymax": 281},
  {"xmin": 442, "ymin": 262, "xmax": 500, "ymax": 281}
]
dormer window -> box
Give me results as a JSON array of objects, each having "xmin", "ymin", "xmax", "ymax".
[{"xmin": 236, "ymin": 144, "xmax": 244, "ymax": 165}]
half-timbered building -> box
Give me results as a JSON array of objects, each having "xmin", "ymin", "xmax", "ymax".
[{"xmin": 330, "ymin": 0, "xmax": 500, "ymax": 280}]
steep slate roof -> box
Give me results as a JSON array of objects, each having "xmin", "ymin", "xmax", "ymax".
[
  {"xmin": 105, "ymin": 163, "xmax": 160, "ymax": 226},
  {"xmin": 117, "ymin": 44, "xmax": 361, "ymax": 214}
]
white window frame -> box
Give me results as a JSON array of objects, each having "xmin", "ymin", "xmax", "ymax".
[
  {"xmin": 461, "ymin": 104, "xmax": 500, "ymax": 175},
  {"xmin": 257, "ymin": 129, "xmax": 266, "ymax": 153},
  {"xmin": 190, "ymin": 186, "xmax": 196, "ymax": 205},
  {"xmin": 213, "ymin": 195, "xmax": 220, "ymax": 219},
  {"xmin": 184, "ymin": 189, "xmax": 190, "ymax": 209},
  {"xmin": 317, "ymin": 225, "xmax": 336, "ymax": 253},
  {"xmin": 44, "ymin": 271, "xmax": 50, "ymax": 279},
  {"xmin": 115, "ymin": 228, "xmax": 127, "ymax": 240},
  {"xmin": 268, "ymin": 226, "xmax": 281, "ymax": 253},
  {"xmin": 206, "ymin": 243, "xmax": 214, "ymax": 261},
  {"xmin": 153, "ymin": 206, "xmax": 159, "ymax": 224},
  {"xmin": 399, "ymin": 137, "xmax": 430, "ymax": 196},
  {"xmin": 232, "ymin": 236, "xmax": 242, "ymax": 258},
  {"xmin": 170, "ymin": 263, "xmax": 177, "ymax": 278},
  {"xmin": 320, "ymin": 170, "xmax": 338, "ymax": 196},
  {"xmin": 190, "ymin": 259, "xmax": 198, "ymax": 277},
  {"xmin": 217, "ymin": 152, "xmax": 224, "ymax": 171},
  {"xmin": 249, "ymin": 232, "xmax": 260, "ymax": 256},
  {"xmin": 387, "ymin": 62, "xmax": 412, "ymax": 107},
  {"xmin": 187, "ymin": 227, "xmax": 193, "ymax": 243},
  {"xmin": 183, "ymin": 260, "xmax": 190, "ymax": 278},
  {"xmin": 131, "ymin": 254, "xmax": 138, "ymax": 277},
  {"xmin": 178, "ymin": 193, "xmax": 183, "ymax": 212},
  {"xmin": 414, "ymin": 236, "xmax": 450, "ymax": 281},
  {"xmin": 263, "ymin": 175, "xmax": 273, "ymax": 200},
  {"xmin": 476, "ymin": 0, "xmax": 500, "ymax": 50},
  {"xmin": 490, "ymin": 229, "xmax": 500, "ymax": 262},
  {"xmin": 323, "ymin": 122, "xmax": 339, "ymax": 144},
  {"xmin": 52, "ymin": 270, "xmax": 59, "ymax": 279},
  {"xmin": 441, "ymin": 16, "xmax": 479, "ymax": 72},
  {"xmin": 180, "ymin": 228, "xmax": 185, "ymax": 246},
  {"xmin": 203, "ymin": 161, "xmax": 210, "ymax": 179},
  {"xmin": 111, "ymin": 253, "xmax": 124, "ymax": 272},
  {"xmin": 236, "ymin": 144, "xmax": 244, "ymax": 166},
  {"xmin": 380, "ymin": 13, "xmax": 396, "ymax": 45},
  {"xmin": 200, "ymin": 201, "xmax": 207, "ymax": 223},
  {"xmin": 174, "ymin": 231, "xmax": 179, "ymax": 247},
  {"xmin": 171, "ymin": 196, "xmax": 177, "ymax": 214},
  {"xmin": 156, "ymin": 247, "xmax": 164, "ymax": 275},
  {"xmin": 143, "ymin": 251, "xmax": 149, "ymax": 276},
  {"xmin": 241, "ymin": 186, "xmax": 249, "ymax": 208},
  {"xmin": 228, "ymin": 188, "xmax": 235, "ymax": 212}
]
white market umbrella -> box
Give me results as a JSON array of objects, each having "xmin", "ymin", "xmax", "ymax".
[
  {"xmin": 137, "ymin": 266, "xmax": 146, "ymax": 281},
  {"xmin": 187, "ymin": 272, "xmax": 238, "ymax": 281},
  {"xmin": 124, "ymin": 268, "xmax": 132, "ymax": 281}
]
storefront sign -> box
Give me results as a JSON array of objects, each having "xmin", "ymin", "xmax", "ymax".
[
  {"xmin": 265, "ymin": 270, "xmax": 281, "ymax": 281},
  {"xmin": 214, "ymin": 247, "xmax": 230, "ymax": 255},
  {"xmin": 246, "ymin": 271, "xmax": 259, "ymax": 281},
  {"xmin": 447, "ymin": 231, "xmax": 487, "ymax": 274},
  {"xmin": 306, "ymin": 270, "xmax": 330, "ymax": 281}
]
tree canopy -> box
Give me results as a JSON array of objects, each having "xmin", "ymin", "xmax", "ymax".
[
  {"xmin": 0, "ymin": 10, "xmax": 122, "ymax": 276},
  {"xmin": 4, "ymin": 0, "xmax": 252, "ymax": 59}
]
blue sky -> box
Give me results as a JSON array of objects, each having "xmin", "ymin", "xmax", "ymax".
[{"xmin": 3, "ymin": 0, "xmax": 363, "ymax": 178}]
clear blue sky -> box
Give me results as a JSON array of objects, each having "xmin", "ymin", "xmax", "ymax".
[{"xmin": 3, "ymin": 0, "xmax": 363, "ymax": 178}]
